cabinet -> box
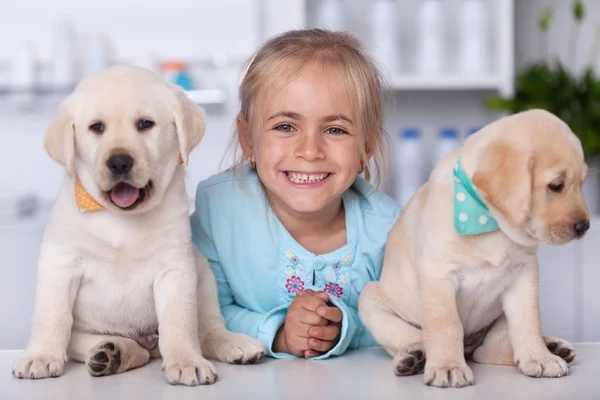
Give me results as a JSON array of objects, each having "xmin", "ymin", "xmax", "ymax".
[{"xmin": 259, "ymin": 0, "xmax": 515, "ymax": 96}]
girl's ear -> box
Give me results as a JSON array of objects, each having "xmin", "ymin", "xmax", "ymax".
[{"xmin": 237, "ymin": 115, "xmax": 253, "ymax": 160}]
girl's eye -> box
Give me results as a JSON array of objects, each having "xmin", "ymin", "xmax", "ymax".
[
  {"xmin": 275, "ymin": 124, "xmax": 295, "ymax": 133},
  {"xmin": 325, "ymin": 127, "xmax": 348, "ymax": 135}
]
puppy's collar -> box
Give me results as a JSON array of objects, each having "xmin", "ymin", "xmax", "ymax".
[
  {"xmin": 75, "ymin": 155, "xmax": 184, "ymax": 213},
  {"xmin": 453, "ymin": 155, "xmax": 499, "ymax": 235}
]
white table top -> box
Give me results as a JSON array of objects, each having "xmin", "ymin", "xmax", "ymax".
[{"xmin": 1, "ymin": 344, "xmax": 599, "ymax": 400}]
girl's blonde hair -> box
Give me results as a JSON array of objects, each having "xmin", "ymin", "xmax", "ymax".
[{"xmin": 223, "ymin": 28, "xmax": 389, "ymax": 187}]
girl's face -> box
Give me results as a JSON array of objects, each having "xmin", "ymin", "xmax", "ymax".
[{"xmin": 244, "ymin": 62, "xmax": 363, "ymax": 218}]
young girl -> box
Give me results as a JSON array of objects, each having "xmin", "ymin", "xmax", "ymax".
[{"xmin": 190, "ymin": 29, "xmax": 401, "ymax": 360}]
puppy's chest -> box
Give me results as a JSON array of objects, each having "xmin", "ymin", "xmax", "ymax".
[
  {"xmin": 73, "ymin": 259, "xmax": 161, "ymax": 334},
  {"xmin": 455, "ymin": 259, "xmax": 521, "ymax": 332},
  {"xmin": 72, "ymin": 230, "xmax": 179, "ymax": 334}
]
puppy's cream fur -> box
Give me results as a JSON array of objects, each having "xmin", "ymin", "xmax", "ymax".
[
  {"xmin": 12, "ymin": 66, "xmax": 265, "ymax": 386},
  {"xmin": 359, "ymin": 109, "xmax": 588, "ymax": 388}
]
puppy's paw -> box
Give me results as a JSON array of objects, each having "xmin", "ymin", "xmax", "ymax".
[
  {"xmin": 545, "ymin": 336, "xmax": 576, "ymax": 364},
  {"xmin": 517, "ymin": 353, "xmax": 568, "ymax": 378},
  {"xmin": 12, "ymin": 353, "xmax": 65, "ymax": 379},
  {"xmin": 394, "ymin": 343, "xmax": 426, "ymax": 376},
  {"xmin": 88, "ymin": 342, "xmax": 121, "ymax": 377},
  {"xmin": 424, "ymin": 362, "xmax": 474, "ymax": 388},
  {"xmin": 162, "ymin": 355, "xmax": 217, "ymax": 386},
  {"xmin": 202, "ymin": 330, "xmax": 266, "ymax": 365}
]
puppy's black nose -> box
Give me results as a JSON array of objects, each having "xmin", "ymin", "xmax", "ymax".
[
  {"xmin": 573, "ymin": 220, "xmax": 590, "ymax": 237},
  {"xmin": 106, "ymin": 153, "xmax": 134, "ymax": 175}
]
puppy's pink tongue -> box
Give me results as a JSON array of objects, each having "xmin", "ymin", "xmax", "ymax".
[{"xmin": 110, "ymin": 183, "xmax": 139, "ymax": 208}]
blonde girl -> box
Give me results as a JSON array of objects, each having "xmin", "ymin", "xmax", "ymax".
[{"xmin": 190, "ymin": 29, "xmax": 400, "ymax": 359}]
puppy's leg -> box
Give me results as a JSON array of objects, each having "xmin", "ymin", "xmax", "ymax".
[
  {"xmin": 12, "ymin": 248, "xmax": 80, "ymax": 380},
  {"xmin": 68, "ymin": 331, "xmax": 151, "ymax": 377},
  {"xmin": 195, "ymin": 249, "xmax": 266, "ymax": 364},
  {"xmin": 502, "ymin": 264, "xmax": 569, "ymax": 378},
  {"xmin": 472, "ymin": 314, "xmax": 516, "ymax": 366},
  {"xmin": 420, "ymin": 274, "xmax": 474, "ymax": 388},
  {"xmin": 359, "ymin": 282, "xmax": 425, "ymax": 376},
  {"xmin": 472, "ymin": 315, "xmax": 576, "ymax": 366},
  {"xmin": 543, "ymin": 336, "xmax": 576, "ymax": 364},
  {"xmin": 154, "ymin": 257, "xmax": 217, "ymax": 386}
]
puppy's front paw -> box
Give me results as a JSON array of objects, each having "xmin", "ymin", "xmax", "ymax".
[
  {"xmin": 424, "ymin": 362, "xmax": 474, "ymax": 388},
  {"xmin": 394, "ymin": 343, "xmax": 426, "ymax": 376},
  {"xmin": 162, "ymin": 355, "xmax": 217, "ymax": 386},
  {"xmin": 517, "ymin": 353, "xmax": 568, "ymax": 378},
  {"xmin": 202, "ymin": 330, "xmax": 266, "ymax": 365},
  {"xmin": 88, "ymin": 342, "xmax": 121, "ymax": 377},
  {"xmin": 12, "ymin": 353, "xmax": 65, "ymax": 379},
  {"xmin": 545, "ymin": 336, "xmax": 576, "ymax": 364}
]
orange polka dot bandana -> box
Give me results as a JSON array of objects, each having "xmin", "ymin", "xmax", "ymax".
[{"xmin": 75, "ymin": 155, "xmax": 185, "ymax": 213}]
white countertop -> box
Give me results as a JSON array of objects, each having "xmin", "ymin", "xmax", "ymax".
[{"xmin": 2, "ymin": 344, "xmax": 599, "ymax": 400}]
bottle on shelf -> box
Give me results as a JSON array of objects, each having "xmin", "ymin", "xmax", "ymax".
[
  {"xmin": 369, "ymin": 0, "xmax": 398, "ymax": 78},
  {"xmin": 458, "ymin": 0, "xmax": 490, "ymax": 76},
  {"xmin": 159, "ymin": 61, "xmax": 195, "ymax": 91},
  {"xmin": 434, "ymin": 127, "xmax": 460, "ymax": 165},
  {"xmin": 9, "ymin": 41, "xmax": 38, "ymax": 111},
  {"xmin": 466, "ymin": 126, "xmax": 483, "ymax": 138},
  {"xmin": 396, "ymin": 127, "xmax": 423, "ymax": 207},
  {"xmin": 416, "ymin": 0, "xmax": 444, "ymax": 76},
  {"xmin": 51, "ymin": 22, "xmax": 77, "ymax": 93},
  {"xmin": 314, "ymin": 0, "xmax": 345, "ymax": 31}
]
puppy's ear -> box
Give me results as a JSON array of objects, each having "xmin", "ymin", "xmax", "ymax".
[
  {"xmin": 44, "ymin": 97, "xmax": 76, "ymax": 177},
  {"xmin": 472, "ymin": 141, "xmax": 534, "ymax": 226},
  {"xmin": 171, "ymin": 85, "xmax": 206, "ymax": 165}
]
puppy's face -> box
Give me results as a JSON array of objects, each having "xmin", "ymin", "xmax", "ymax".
[
  {"xmin": 44, "ymin": 66, "xmax": 206, "ymax": 213},
  {"xmin": 527, "ymin": 140, "xmax": 589, "ymax": 244},
  {"xmin": 473, "ymin": 109, "xmax": 590, "ymax": 246}
]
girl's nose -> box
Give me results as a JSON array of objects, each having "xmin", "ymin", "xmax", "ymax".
[{"xmin": 294, "ymin": 132, "xmax": 325, "ymax": 161}]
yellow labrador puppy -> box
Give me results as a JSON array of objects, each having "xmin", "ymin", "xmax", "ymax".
[
  {"xmin": 11, "ymin": 66, "xmax": 265, "ymax": 386},
  {"xmin": 359, "ymin": 109, "xmax": 589, "ymax": 388}
]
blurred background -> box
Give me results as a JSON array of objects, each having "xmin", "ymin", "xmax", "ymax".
[{"xmin": 1, "ymin": 0, "xmax": 599, "ymax": 350}]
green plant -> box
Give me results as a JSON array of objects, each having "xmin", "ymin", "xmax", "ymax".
[{"xmin": 485, "ymin": 0, "xmax": 600, "ymax": 161}]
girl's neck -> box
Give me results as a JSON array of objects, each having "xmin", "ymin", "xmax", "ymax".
[{"xmin": 267, "ymin": 194, "xmax": 347, "ymax": 255}]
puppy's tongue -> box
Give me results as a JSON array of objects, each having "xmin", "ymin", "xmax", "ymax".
[{"xmin": 110, "ymin": 183, "xmax": 139, "ymax": 208}]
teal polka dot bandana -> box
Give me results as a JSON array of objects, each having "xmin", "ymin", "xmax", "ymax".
[{"xmin": 453, "ymin": 156, "xmax": 499, "ymax": 235}]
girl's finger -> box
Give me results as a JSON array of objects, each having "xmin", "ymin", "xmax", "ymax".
[
  {"xmin": 308, "ymin": 338, "xmax": 334, "ymax": 353},
  {"xmin": 299, "ymin": 308, "xmax": 328, "ymax": 326},
  {"xmin": 308, "ymin": 324, "xmax": 340, "ymax": 341},
  {"xmin": 313, "ymin": 291, "xmax": 330, "ymax": 302},
  {"xmin": 316, "ymin": 306, "xmax": 343, "ymax": 323},
  {"xmin": 304, "ymin": 349, "xmax": 322, "ymax": 358}
]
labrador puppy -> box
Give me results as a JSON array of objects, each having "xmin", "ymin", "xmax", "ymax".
[
  {"xmin": 359, "ymin": 109, "xmax": 589, "ymax": 388},
  {"xmin": 11, "ymin": 66, "xmax": 265, "ymax": 386}
]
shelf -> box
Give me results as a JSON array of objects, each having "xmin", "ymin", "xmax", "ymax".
[
  {"xmin": 185, "ymin": 89, "xmax": 228, "ymax": 106},
  {"xmin": 384, "ymin": 74, "xmax": 504, "ymax": 92}
]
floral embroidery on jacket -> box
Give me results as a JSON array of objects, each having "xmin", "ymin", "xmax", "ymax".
[
  {"xmin": 324, "ymin": 282, "xmax": 343, "ymax": 297},
  {"xmin": 280, "ymin": 249, "xmax": 352, "ymax": 300},
  {"xmin": 282, "ymin": 250, "xmax": 306, "ymax": 298},
  {"xmin": 322, "ymin": 255, "xmax": 352, "ymax": 297},
  {"xmin": 286, "ymin": 276, "xmax": 304, "ymax": 293}
]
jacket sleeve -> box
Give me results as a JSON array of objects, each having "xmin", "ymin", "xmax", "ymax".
[
  {"xmin": 304, "ymin": 290, "xmax": 377, "ymax": 360},
  {"xmin": 190, "ymin": 186, "xmax": 294, "ymax": 359}
]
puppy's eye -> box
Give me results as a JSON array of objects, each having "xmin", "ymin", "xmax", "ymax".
[
  {"xmin": 89, "ymin": 122, "xmax": 104, "ymax": 134},
  {"xmin": 548, "ymin": 182, "xmax": 564, "ymax": 193},
  {"xmin": 137, "ymin": 119, "xmax": 155, "ymax": 132}
]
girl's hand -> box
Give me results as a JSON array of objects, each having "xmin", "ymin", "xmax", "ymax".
[
  {"xmin": 304, "ymin": 302, "xmax": 343, "ymax": 358},
  {"xmin": 273, "ymin": 290, "xmax": 329, "ymax": 356}
]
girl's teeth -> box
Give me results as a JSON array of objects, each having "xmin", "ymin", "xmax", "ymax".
[{"xmin": 287, "ymin": 172, "xmax": 328, "ymax": 183}]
